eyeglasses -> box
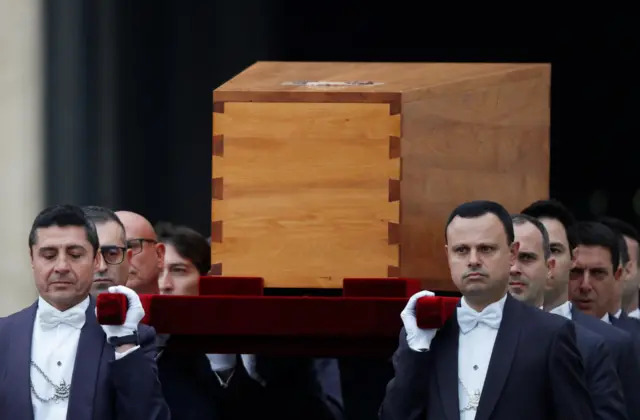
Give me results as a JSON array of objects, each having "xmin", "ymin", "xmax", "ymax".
[
  {"xmin": 126, "ymin": 238, "xmax": 157, "ymax": 256},
  {"xmin": 100, "ymin": 246, "xmax": 127, "ymax": 265}
]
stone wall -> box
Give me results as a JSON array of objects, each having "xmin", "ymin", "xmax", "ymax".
[{"xmin": 0, "ymin": 0, "xmax": 43, "ymax": 315}]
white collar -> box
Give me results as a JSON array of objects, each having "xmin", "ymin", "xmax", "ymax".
[
  {"xmin": 613, "ymin": 309, "xmax": 622, "ymax": 319},
  {"xmin": 460, "ymin": 292, "xmax": 507, "ymax": 314},
  {"xmin": 37, "ymin": 295, "xmax": 90, "ymax": 315},
  {"xmin": 549, "ymin": 301, "xmax": 572, "ymax": 320},
  {"xmin": 601, "ymin": 312, "xmax": 611, "ymax": 323},
  {"xmin": 629, "ymin": 308, "xmax": 640, "ymax": 319}
]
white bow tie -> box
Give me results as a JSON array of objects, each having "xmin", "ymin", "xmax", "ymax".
[
  {"xmin": 457, "ymin": 305, "xmax": 502, "ymax": 334},
  {"xmin": 39, "ymin": 309, "xmax": 86, "ymax": 330}
]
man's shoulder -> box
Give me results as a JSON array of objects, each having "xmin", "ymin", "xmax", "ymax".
[
  {"xmin": 0, "ymin": 304, "xmax": 36, "ymax": 330},
  {"xmin": 0, "ymin": 305, "xmax": 36, "ymax": 354},
  {"xmin": 619, "ymin": 314, "xmax": 640, "ymax": 333},
  {"xmin": 575, "ymin": 312, "xmax": 631, "ymax": 345},
  {"xmin": 520, "ymin": 302, "xmax": 573, "ymax": 333},
  {"xmin": 573, "ymin": 322, "xmax": 606, "ymax": 355},
  {"xmin": 573, "ymin": 322, "xmax": 603, "ymax": 343}
]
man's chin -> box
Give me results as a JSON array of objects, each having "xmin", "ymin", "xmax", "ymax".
[
  {"xmin": 91, "ymin": 280, "xmax": 114, "ymax": 293},
  {"xmin": 574, "ymin": 300, "xmax": 594, "ymax": 313}
]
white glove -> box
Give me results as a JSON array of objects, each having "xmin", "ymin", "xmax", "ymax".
[
  {"xmin": 400, "ymin": 290, "xmax": 439, "ymax": 352},
  {"xmin": 98, "ymin": 285, "xmax": 145, "ymax": 338}
]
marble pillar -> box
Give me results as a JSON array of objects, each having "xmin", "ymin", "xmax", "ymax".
[{"xmin": 0, "ymin": 0, "xmax": 43, "ymax": 315}]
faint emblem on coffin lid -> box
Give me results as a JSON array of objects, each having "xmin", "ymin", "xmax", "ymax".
[{"xmin": 281, "ymin": 80, "xmax": 384, "ymax": 89}]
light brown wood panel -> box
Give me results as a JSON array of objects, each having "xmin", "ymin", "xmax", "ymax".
[
  {"xmin": 399, "ymin": 65, "xmax": 550, "ymax": 289},
  {"xmin": 211, "ymin": 62, "xmax": 551, "ymax": 291},
  {"xmin": 214, "ymin": 62, "xmax": 535, "ymax": 105},
  {"xmin": 212, "ymin": 102, "xmax": 401, "ymax": 288}
]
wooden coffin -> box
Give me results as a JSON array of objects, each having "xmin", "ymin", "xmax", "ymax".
[{"xmin": 211, "ymin": 62, "xmax": 550, "ymax": 291}]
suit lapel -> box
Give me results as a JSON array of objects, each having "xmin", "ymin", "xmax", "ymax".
[
  {"xmin": 435, "ymin": 313, "xmax": 461, "ymax": 420},
  {"xmin": 615, "ymin": 312, "xmax": 639, "ymax": 331},
  {"xmin": 570, "ymin": 304, "xmax": 585, "ymax": 324},
  {"xmin": 5, "ymin": 303, "xmax": 37, "ymax": 420},
  {"xmin": 67, "ymin": 299, "xmax": 106, "ymax": 420},
  {"xmin": 610, "ymin": 312, "xmax": 623, "ymax": 327},
  {"xmin": 474, "ymin": 295, "xmax": 522, "ymax": 420}
]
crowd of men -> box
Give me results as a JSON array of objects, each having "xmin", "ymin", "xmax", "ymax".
[{"xmin": 0, "ymin": 197, "xmax": 639, "ymax": 420}]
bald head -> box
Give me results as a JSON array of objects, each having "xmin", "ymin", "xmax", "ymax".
[
  {"xmin": 115, "ymin": 211, "xmax": 157, "ymax": 241},
  {"xmin": 115, "ymin": 210, "xmax": 164, "ymax": 294}
]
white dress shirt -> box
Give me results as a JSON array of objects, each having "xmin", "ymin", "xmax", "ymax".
[
  {"xmin": 612, "ymin": 309, "xmax": 622, "ymax": 319},
  {"xmin": 457, "ymin": 294, "xmax": 506, "ymax": 420},
  {"xmin": 156, "ymin": 334, "xmax": 264, "ymax": 387},
  {"xmin": 629, "ymin": 308, "xmax": 640, "ymax": 319},
  {"xmin": 31, "ymin": 296, "xmax": 135, "ymax": 420},
  {"xmin": 549, "ymin": 300, "xmax": 572, "ymax": 320},
  {"xmin": 207, "ymin": 354, "xmax": 264, "ymax": 387}
]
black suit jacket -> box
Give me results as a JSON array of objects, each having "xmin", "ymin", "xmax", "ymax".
[
  {"xmin": 157, "ymin": 339, "xmax": 345, "ymax": 420},
  {"xmin": 571, "ymin": 322, "xmax": 627, "ymax": 420},
  {"xmin": 611, "ymin": 311, "xmax": 640, "ymax": 354},
  {"xmin": 0, "ymin": 299, "xmax": 170, "ymax": 420},
  {"xmin": 380, "ymin": 295, "xmax": 593, "ymax": 420},
  {"xmin": 572, "ymin": 307, "xmax": 640, "ymax": 419}
]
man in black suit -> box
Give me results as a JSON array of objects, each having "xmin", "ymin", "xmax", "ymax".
[
  {"xmin": 0, "ymin": 204, "xmax": 169, "ymax": 419},
  {"xmin": 598, "ymin": 217, "xmax": 640, "ymax": 338},
  {"xmin": 380, "ymin": 200, "xmax": 593, "ymax": 420},
  {"xmin": 509, "ymin": 213, "xmax": 626, "ymax": 420},
  {"xmin": 522, "ymin": 200, "xmax": 640, "ymax": 419},
  {"xmin": 154, "ymin": 222, "xmax": 345, "ymax": 420}
]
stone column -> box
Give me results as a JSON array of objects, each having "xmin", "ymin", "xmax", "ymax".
[{"xmin": 0, "ymin": 0, "xmax": 43, "ymax": 315}]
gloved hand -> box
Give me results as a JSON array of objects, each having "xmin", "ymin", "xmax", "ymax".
[
  {"xmin": 401, "ymin": 290, "xmax": 439, "ymax": 352},
  {"xmin": 98, "ymin": 285, "xmax": 145, "ymax": 338}
]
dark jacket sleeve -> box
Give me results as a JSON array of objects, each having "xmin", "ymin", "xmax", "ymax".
[
  {"xmin": 379, "ymin": 327, "xmax": 433, "ymax": 420},
  {"xmin": 110, "ymin": 326, "xmax": 171, "ymax": 420},
  {"xmin": 616, "ymin": 336, "xmax": 640, "ymax": 419},
  {"xmin": 549, "ymin": 321, "xmax": 594, "ymax": 420},
  {"xmin": 585, "ymin": 337, "xmax": 627, "ymax": 420}
]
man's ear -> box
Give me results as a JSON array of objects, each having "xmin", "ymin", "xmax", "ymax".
[
  {"xmin": 614, "ymin": 265, "xmax": 623, "ymax": 282},
  {"xmin": 545, "ymin": 257, "xmax": 556, "ymax": 287},
  {"xmin": 546, "ymin": 257, "xmax": 556, "ymax": 272},
  {"xmin": 155, "ymin": 242, "xmax": 166, "ymax": 268},
  {"xmin": 93, "ymin": 251, "xmax": 101, "ymax": 271},
  {"xmin": 509, "ymin": 241, "xmax": 520, "ymax": 265}
]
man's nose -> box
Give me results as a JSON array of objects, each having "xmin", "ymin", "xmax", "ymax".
[
  {"xmin": 579, "ymin": 272, "xmax": 593, "ymax": 290},
  {"xmin": 468, "ymin": 249, "xmax": 481, "ymax": 266},
  {"xmin": 97, "ymin": 254, "xmax": 108, "ymax": 272},
  {"xmin": 54, "ymin": 256, "xmax": 71, "ymax": 273},
  {"xmin": 510, "ymin": 262, "xmax": 522, "ymax": 277},
  {"xmin": 159, "ymin": 273, "xmax": 173, "ymax": 292}
]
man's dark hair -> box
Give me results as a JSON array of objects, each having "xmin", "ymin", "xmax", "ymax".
[
  {"xmin": 597, "ymin": 216, "xmax": 640, "ymax": 263},
  {"xmin": 29, "ymin": 204, "xmax": 99, "ymax": 255},
  {"xmin": 82, "ymin": 205, "xmax": 127, "ymax": 244},
  {"xmin": 521, "ymin": 199, "xmax": 577, "ymax": 251},
  {"xmin": 511, "ymin": 213, "xmax": 551, "ymax": 259},
  {"xmin": 155, "ymin": 222, "xmax": 210, "ymax": 275},
  {"xmin": 569, "ymin": 221, "xmax": 620, "ymax": 269},
  {"xmin": 445, "ymin": 200, "xmax": 514, "ymax": 244}
]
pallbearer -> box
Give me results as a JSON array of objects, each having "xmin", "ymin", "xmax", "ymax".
[
  {"xmin": 380, "ymin": 200, "xmax": 593, "ymax": 420},
  {"xmin": 0, "ymin": 204, "xmax": 169, "ymax": 420}
]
